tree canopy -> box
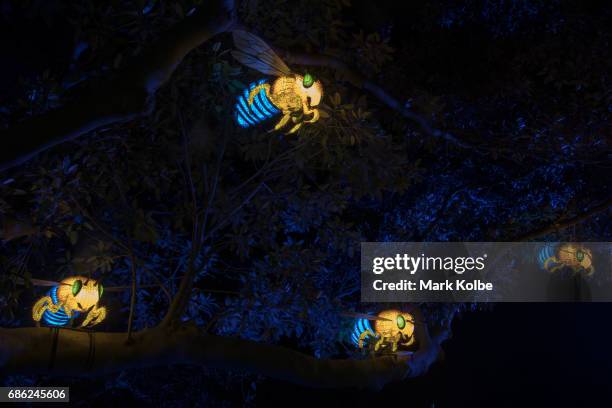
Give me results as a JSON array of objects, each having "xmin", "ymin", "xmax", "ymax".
[{"xmin": 0, "ymin": 0, "xmax": 609, "ymax": 405}]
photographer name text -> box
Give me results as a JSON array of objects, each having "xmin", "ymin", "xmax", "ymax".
[{"xmin": 372, "ymin": 279, "xmax": 493, "ymax": 291}]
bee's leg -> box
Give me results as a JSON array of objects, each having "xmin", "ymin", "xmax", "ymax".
[
  {"xmin": 272, "ymin": 113, "xmax": 292, "ymax": 132},
  {"xmin": 543, "ymin": 257, "xmax": 558, "ymax": 272},
  {"xmin": 374, "ymin": 336, "xmax": 384, "ymax": 352},
  {"xmin": 81, "ymin": 305, "xmax": 107, "ymax": 328},
  {"xmin": 303, "ymin": 108, "xmax": 320, "ymax": 124},
  {"xmin": 285, "ymin": 118, "xmax": 303, "ymax": 135},
  {"xmin": 402, "ymin": 333, "xmax": 416, "ymax": 347},
  {"xmin": 32, "ymin": 296, "xmax": 54, "ymax": 321},
  {"xmin": 358, "ymin": 329, "xmax": 375, "ymax": 349},
  {"xmin": 81, "ymin": 313, "xmax": 92, "ymax": 328},
  {"xmin": 49, "ymin": 302, "xmax": 64, "ymax": 314}
]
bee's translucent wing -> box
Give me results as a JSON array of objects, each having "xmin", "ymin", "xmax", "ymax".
[
  {"xmin": 341, "ymin": 312, "xmax": 392, "ymax": 321},
  {"xmin": 231, "ymin": 30, "xmax": 292, "ymax": 77}
]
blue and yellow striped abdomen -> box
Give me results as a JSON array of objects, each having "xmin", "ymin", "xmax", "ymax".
[
  {"xmin": 234, "ymin": 80, "xmax": 280, "ymax": 128},
  {"xmin": 351, "ymin": 318, "xmax": 375, "ymax": 347},
  {"xmin": 41, "ymin": 286, "xmax": 80, "ymax": 327},
  {"xmin": 537, "ymin": 243, "xmax": 557, "ymax": 270}
]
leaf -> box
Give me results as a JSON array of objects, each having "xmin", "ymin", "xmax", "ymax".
[{"xmin": 330, "ymin": 92, "xmax": 341, "ymax": 107}]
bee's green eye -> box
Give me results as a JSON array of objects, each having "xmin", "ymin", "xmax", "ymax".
[
  {"xmin": 98, "ymin": 283, "xmax": 104, "ymax": 298},
  {"xmin": 396, "ymin": 315, "xmax": 406, "ymax": 330},
  {"xmin": 303, "ymin": 73, "xmax": 314, "ymax": 88},
  {"xmin": 72, "ymin": 280, "xmax": 82, "ymax": 296},
  {"xmin": 576, "ymin": 250, "xmax": 584, "ymax": 262}
]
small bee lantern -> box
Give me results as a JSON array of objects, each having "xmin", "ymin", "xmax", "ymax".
[
  {"xmin": 352, "ymin": 309, "xmax": 415, "ymax": 352},
  {"xmin": 32, "ymin": 276, "xmax": 107, "ymax": 328},
  {"xmin": 538, "ymin": 243, "xmax": 594, "ymax": 276}
]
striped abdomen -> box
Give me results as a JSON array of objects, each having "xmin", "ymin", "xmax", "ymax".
[
  {"xmin": 351, "ymin": 318, "xmax": 375, "ymax": 347},
  {"xmin": 537, "ymin": 243, "xmax": 557, "ymax": 270},
  {"xmin": 42, "ymin": 286, "xmax": 80, "ymax": 327},
  {"xmin": 234, "ymin": 80, "xmax": 280, "ymax": 128}
]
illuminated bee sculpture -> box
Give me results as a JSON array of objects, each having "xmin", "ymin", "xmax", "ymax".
[
  {"xmin": 32, "ymin": 276, "xmax": 106, "ymax": 328},
  {"xmin": 231, "ymin": 30, "xmax": 323, "ymax": 134},
  {"xmin": 351, "ymin": 309, "xmax": 416, "ymax": 353},
  {"xmin": 538, "ymin": 243, "xmax": 594, "ymax": 276}
]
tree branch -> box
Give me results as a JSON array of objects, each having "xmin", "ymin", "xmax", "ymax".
[
  {"xmin": 512, "ymin": 198, "xmax": 612, "ymax": 241},
  {"xmin": 0, "ymin": 310, "xmax": 450, "ymax": 390},
  {"xmin": 160, "ymin": 135, "xmax": 226, "ymax": 327},
  {"xmin": 0, "ymin": 218, "xmax": 37, "ymax": 242},
  {"xmin": 125, "ymin": 252, "xmax": 138, "ymax": 343},
  {"xmin": 275, "ymin": 50, "xmax": 472, "ymax": 148},
  {"xmin": 0, "ymin": 0, "xmax": 237, "ymax": 172}
]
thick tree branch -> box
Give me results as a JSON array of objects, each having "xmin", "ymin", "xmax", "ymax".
[
  {"xmin": 0, "ymin": 310, "xmax": 450, "ymax": 390},
  {"xmin": 0, "ymin": 0, "xmax": 236, "ymax": 172},
  {"xmin": 161, "ymin": 251, "xmax": 199, "ymax": 328}
]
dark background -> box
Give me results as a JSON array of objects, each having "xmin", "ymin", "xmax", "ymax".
[
  {"xmin": 1, "ymin": 0, "xmax": 610, "ymax": 407},
  {"xmin": 260, "ymin": 303, "xmax": 612, "ymax": 407}
]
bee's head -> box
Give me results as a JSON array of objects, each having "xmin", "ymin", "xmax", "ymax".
[
  {"xmin": 559, "ymin": 244, "xmax": 593, "ymax": 273},
  {"xmin": 374, "ymin": 309, "xmax": 415, "ymax": 339},
  {"xmin": 298, "ymin": 73, "xmax": 323, "ymax": 107},
  {"xmin": 574, "ymin": 247, "xmax": 593, "ymax": 273},
  {"xmin": 58, "ymin": 276, "xmax": 103, "ymax": 312}
]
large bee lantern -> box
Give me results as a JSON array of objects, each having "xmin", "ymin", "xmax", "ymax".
[
  {"xmin": 231, "ymin": 30, "xmax": 323, "ymax": 134},
  {"xmin": 32, "ymin": 276, "xmax": 107, "ymax": 328},
  {"xmin": 351, "ymin": 309, "xmax": 415, "ymax": 352},
  {"xmin": 538, "ymin": 243, "xmax": 594, "ymax": 276}
]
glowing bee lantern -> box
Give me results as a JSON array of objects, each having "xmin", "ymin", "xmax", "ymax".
[
  {"xmin": 538, "ymin": 243, "xmax": 594, "ymax": 276},
  {"xmin": 32, "ymin": 276, "xmax": 107, "ymax": 328},
  {"xmin": 231, "ymin": 30, "xmax": 323, "ymax": 134},
  {"xmin": 351, "ymin": 309, "xmax": 415, "ymax": 352}
]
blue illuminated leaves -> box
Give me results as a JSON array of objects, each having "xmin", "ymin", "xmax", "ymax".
[{"xmin": 186, "ymin": 293, "xmax": 218, "ymax": 325}]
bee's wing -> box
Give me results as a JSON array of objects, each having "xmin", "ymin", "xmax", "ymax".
[
  {"xmin": 342, "ymin": 312, "xmax": 392, "ymax": 321},
  {"xmin": 23, "ymin": 278, "xmax": 61, "ymax": 287},
  {"xmin": 232, "ymin": 30, "xmax": 292, "ymax": 77}
]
